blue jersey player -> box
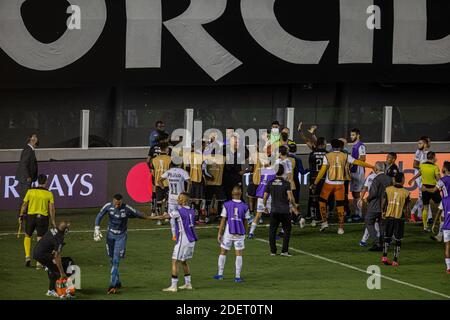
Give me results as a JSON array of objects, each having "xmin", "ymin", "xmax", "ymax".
[{"xmin": 93, "ymin": 194, "xmax": 152, "ymax": 294}]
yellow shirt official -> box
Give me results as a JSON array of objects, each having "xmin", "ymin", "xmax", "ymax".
[{"xmin": 23, "ymin": 188, "xmax": 54, "ymax": 216}]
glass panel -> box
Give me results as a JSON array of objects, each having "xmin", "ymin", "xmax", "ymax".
[{"xmin": 0, "ymin": 88, "xmax": 111, "ymax": 148}]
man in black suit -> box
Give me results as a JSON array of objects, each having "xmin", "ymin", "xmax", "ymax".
[{"xmin": 16, "ymin": 134, "xmax": 39, "ymax": 198}]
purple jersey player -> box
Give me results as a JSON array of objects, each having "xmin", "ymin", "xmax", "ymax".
[
  {"xmin": 215, "ymin": 186, "xmax": 251, "ymax": 282},
  {"xmin": 437, "ymin": 161, "xmax": 450, "ymax": 274},
  {"xmin": 249, "ymin": 166, "xmax": 276, "ymax": 238},
  {"xmin": 151, "ymin": 192, "xmax": 198, "ymax": 292}
]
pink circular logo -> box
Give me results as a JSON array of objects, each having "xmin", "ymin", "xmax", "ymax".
[{"xmin": 126, "ymin": 162, "xmax": 153, "ymax": 203}]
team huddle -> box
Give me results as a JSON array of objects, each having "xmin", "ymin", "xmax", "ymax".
[{"xmin": 16, "ymin": 125, "xmax": 450, "ymax": 298}]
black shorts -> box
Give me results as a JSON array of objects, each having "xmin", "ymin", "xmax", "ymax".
[
  {"xmin": 205, "ymin": 185, "xmax": 226, "ymax": 202},
  {"xmin": 25, "ymin": 214, "xmax": 49, "ymax": 237},
  {"xmin": 155, "ymin": 187, "xmax": 168, "ymax": 202},
  {"xmin": 246, "ymin": 183, "xmax": 257, "ymax": 198},
  {"xmin": 190, "ymin": 182, "xmax": 205, "ymax": 201},
  {"xmin": 384, "ymin": 218, "xmax": 405, "ymax": 240},
  {"xmin": 422, "ymin": 189, "xmax": 442, "ymax": 206}
]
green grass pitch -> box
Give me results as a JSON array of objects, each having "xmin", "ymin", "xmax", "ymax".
[{"xmin": 0, "ymin": 208, "xmax": 449, "ymax": 300}]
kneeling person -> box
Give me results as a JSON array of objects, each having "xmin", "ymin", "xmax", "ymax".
[
  {"xmin": 153, "ymin": 193, "xmax": 198, "ymax": 292},
  {"xmin": 215, "ymin": 186, "xmax": 250, "ymax": 282},
  {"xmin": 33, "ymin": 221, "xmax": 71, "ymax": 298},
  {"xmin": 381, "ymin": 173, "xmax": 410, "ymax": 266}
]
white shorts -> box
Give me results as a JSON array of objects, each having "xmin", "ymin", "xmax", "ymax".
[
  {"xmin": 168, "ymin": 202, "xmax": 178, "ymax": 214},
  {"xmin": 221, "ymin": 235, "xmax": 245, "ymax": 251},
  {"xmin": 350, "ymin": 172, "xmax": 365, "ymax": 193},
  {"xmin": 172, "ymin": 234, "xmax": 195, "ymax": 261},
  {"xmin": 256, "ymin": 197, "xmax": 271, "ymax": 213},
  {"xmin": 444, "ymin": 230, "xmax": 450, "ymax": 243}
]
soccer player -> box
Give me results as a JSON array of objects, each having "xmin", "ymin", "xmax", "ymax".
[
  {"xmin": 33, "ymin": 221, "xmax": 71, "ymax": 298},
  {"xmin": 203, "ymin": 152, "xmax": 226, "ymax": 223},
  {"xmin": 381, "ymin": 173, "xmax": 410, "ymax": 266},
  {"xmin": 358, "ymin": 169, "xmax": 379, "ymax": 247},
  {"xmin": 19, "ymin": 174, "xmax": 56, "ymax": 268},
  {"xmin": 159, "ymin": 162, "xmax": 191, "ymax": 240},
  {"xmin": 186, "ymin": 141, "xmax": 206, "ymax": 222},
  {"xmin": 147, "ymin": 133, "xmax": 170, "ymax": 214},
  {"xmin": 410, "ymin": 136, "xmax": 431, "ymax": 223},
  {"xmin": 436, "ymin": 161, "xmax": 450, "ymax": 274},
  {"xmin": 215, "ymin": 186, "xmax": 251, "ymax": 282},
  {"xmin": 349, "ymin": 128, "xmax": 367, "ymax": 222},
  {"xmin": 307, "ymin": 137, "xmax": 327, "ymax": 227},
  {"xmin": 153, "ymin": 193, "xmax": 198, "ymax": 292},
  {"xmin": 385, "ymin": 152, "xmax": 400, "ymax": 178},
  {"xmin": 151, "ymin": 143, "xmax": 171, "ymax": 222},
  {"xmin": 366, "ymin": 162, "xmax": 393, "ymax": 251},
  {"xmin": 310, "ymin": 139, "xmax": 374, "ymax": 235},
  {"xmin": 408, "ymin": 151, "xmax": 441, "ymax": 232},
  {"xmin": 93, "ymin": 194, "xmax": 153, "ymax": 294},
  {"xmin": 248, "ymin": 160, "xmax": 276, "ymax": 239}
]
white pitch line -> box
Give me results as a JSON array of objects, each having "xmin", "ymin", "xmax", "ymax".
[
  {"xmin": 0, "ymin": 222, "xmax": 365, "ymax": 237},
  {"xmin": 255, "ymin": 238, "xmax": 450, "ymax": 300}
]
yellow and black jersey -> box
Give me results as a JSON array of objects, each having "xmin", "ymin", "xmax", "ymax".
[
  {"xmin": 205, "ymin": 155, "xmax": 225, "ymax": 186},
  {"xmin": 152, "ymin": 154, "xmax": 171, "ymax": 187},
  {"xmin": 384, "ymin": 186, "xmax": 410, "ymax": 219},
  {"xmin": 23, "ymin": 188, "xmax": 54, "ymax": 216}
]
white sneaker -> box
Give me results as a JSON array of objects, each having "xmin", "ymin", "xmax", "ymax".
[
  {"xmin": 162, "ymin": 286, "xmax": 177, "ymax": 292},
  {"xmin": 46, "ymin": 290, "xmax": 59, "ymax": 298},
  {"xmin": 311, "ymin": 220, "xmax": 317, "ymax": 227},
  {"xmin": 179, "ymin": 283, "xmax": 193, "ymax": 290},
  {"xmin": 36, "ymin": 262, "xmax": 43, "ymax": 270},
  {"xmin": 280, "ymin": 252, "xmax": 292, "ymax": 257},
  {"xmin": 156, "ymin": 220, "xmax": 162, "ymax": 226},
  {"xmin": 299, "ymin": 218, "xmax": 306, "ymax": 229},
  {"xmin": 320, "ymin": 222, "xmax": 329, "ymax": 232},
  {"xmin": 337, "ymin": 228, "xmax": 345, "ymax": 235}
]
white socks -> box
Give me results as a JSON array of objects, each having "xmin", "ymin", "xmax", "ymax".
[
  {"xmin": 218, "ymin": 254, "xmax": 226, "ymax": 276},
  {"xmin": 361, "ymin": 228, "xmax": 370, "ymax": 242},
  {"xmin": 170, "ymin": 218, "xmax": 176, "ymax": 237},
  {"xmin": 250, "ymin": 223, "xmax": 257, "ymax": 234},
  {"xmin": 446, "ymin": 258, "xmax": 450, "ymax": 270},
  {"xmin": 184, "ymin": 275, "xmax": 191, "ymax": 285},
  {"xmin": 218, "ymin": 254, "xmax": 243, "ymax": 278},
  {"xmin": 361, "ymin": 223, "xmax": 379, "ymax": 242},
  {"xmin": 171, "ymin": 277, "xmax": 178, "ymax": 288},
  {"xmin": 375, "ymin": 222, "xmax": 380, "ymax": 237},
  {"xmin": 235, "ymin": 256, "xmax": 243, "ymax": 278},
  {"xmin": 437, "ymin": 222, "xmax": 444, "ymax": 237},
  {"xmin": 354, "ymin": 200, "xmax": 362, "ymax": 217}
]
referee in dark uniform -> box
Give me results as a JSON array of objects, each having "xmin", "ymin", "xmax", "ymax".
[
  {"xmin": 33, "ymin": 221, "xmax": 71, "ymax": 297},
  {"xmin": 15, "ymin": 134, "xmax": 38, "ymax": 198},
  {"xmin": 263, "ymin": 165, "xmax": 298, "ymax": 256}
]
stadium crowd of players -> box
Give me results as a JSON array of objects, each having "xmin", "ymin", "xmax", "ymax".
[{"xmin": 16, "ymin": 121, "xmax": 450, "ymax": 297}]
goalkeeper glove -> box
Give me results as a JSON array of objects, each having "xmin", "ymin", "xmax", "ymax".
[{"xmin": 93, "ymin": 226, "xmax": 103, "ymax": 242}]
